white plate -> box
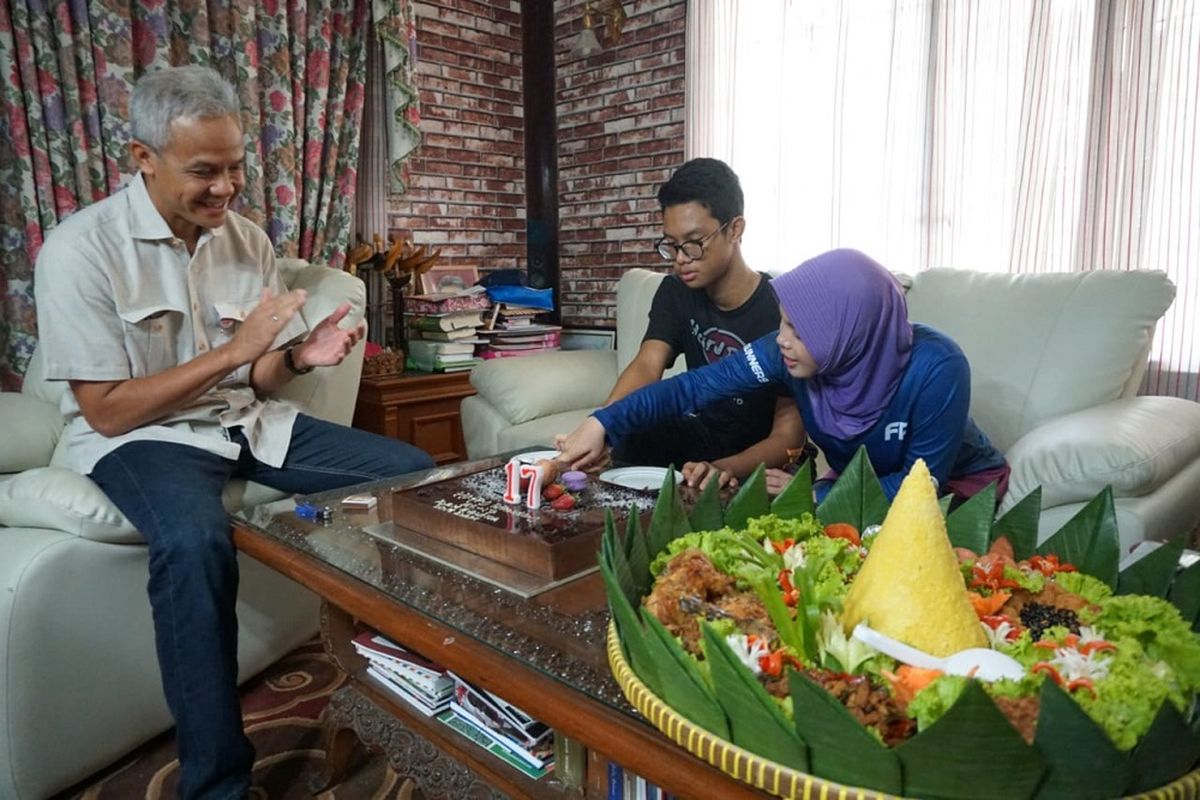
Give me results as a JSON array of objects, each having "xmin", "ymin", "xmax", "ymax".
[
  {"xmin": 515, "ymin": 449, "xmax": 561, "ymax": 464},
  {"xmin": 599, "ymin": 466, "xmax": 683, "ymax": 492}
]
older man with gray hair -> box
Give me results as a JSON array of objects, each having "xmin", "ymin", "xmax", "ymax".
[{"xmin": 34, "ymin": 65, "xmax": 434, "ymax": 799}]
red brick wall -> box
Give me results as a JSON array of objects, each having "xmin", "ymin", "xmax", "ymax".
[
  {"xmin": 386, "ymin": 0, "xmax": 527, "ymax": 271},
  {"xmin": 385, "ymin": 0, "xmax": 686, "ymax": 328},
  {"xmin": 555, "ymin": 0, "xmax": 686, "ymax": 327}
]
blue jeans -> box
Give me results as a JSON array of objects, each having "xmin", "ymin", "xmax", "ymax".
[{"xmin": 89, "ymin": 414, "xmax": 434, "ymax": 800}]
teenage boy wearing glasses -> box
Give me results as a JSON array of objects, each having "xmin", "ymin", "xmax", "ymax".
[{"xmin": 604, "ymin": 158, "xmax": 805, "ymax": 488}]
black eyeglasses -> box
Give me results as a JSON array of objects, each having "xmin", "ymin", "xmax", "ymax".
[{"xmin": 654, "ymin": 219, "xmax": 733, "ymax": 262}]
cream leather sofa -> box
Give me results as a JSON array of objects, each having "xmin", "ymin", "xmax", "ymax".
[
  {"xmin": 462, "ymin": 268, "xmax": 683, "ymax": 458},
  {"xmin": 0, "ymin": 259, "xmax": 362, "ymax": 800},
  {"xmin": 463, "ymin": 267, "xmax": 1200, "ymax": 551}
]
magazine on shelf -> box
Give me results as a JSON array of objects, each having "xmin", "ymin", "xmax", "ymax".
[
  {"xmin": 408, "ymin": 311, "xmax": 485, "ymax": 332},
  {"xmin": 351, "ymin": 632, "xmax": 450, "ymax": 691},
  {"xmin": 477, "ymin": 347, "xmax": 558, "ymax": 360},
  {"xmin": 449, "ymin": 701, "xmax": 554, "ymax": 768},
  {"xmin": 449, "ymin": 674, "xmax": 550, "ymax": 746},
  {"xmin": 406, "ymin": 339, "xmax": 477, "ymax": 357},
  {"xmin": 367, "ymin": 659, "xmax": 453, "ymax": 701},
  {"xmin": 436, "ymin": 709, "xmax": 554, "ymax": 781},
  {"xmin": 352, "ymin": 632, "xmax": 442, "ymax": 674},
  {"xmin": 486, "ymin": 335, "xmax": 558, "ymax": 345},
  {"xmin": 405, "ymin": 355, "xmax": 481, "ymax": 373},
  {"xmin": 366, "ymin": 665, "xmax": 452, "ymax": 716},
  {"xmin": 406, "ymin": 292, "xmax": 491, "ymax": 315},
  {"xmin": 479, "ymin": 323, "xmax": 562, "ymax": 336},
  {"xmin": 407, "ymin": 327, "xmax": 481, "ymax": 342},
  {"xmin": 487, "ymin": 339, "xmax": 560, "ymax": 351}
]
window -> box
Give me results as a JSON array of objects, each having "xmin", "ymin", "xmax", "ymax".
[{"xmin": 687, "ymin": 0, "xmax": 1199, "ymax": 398}]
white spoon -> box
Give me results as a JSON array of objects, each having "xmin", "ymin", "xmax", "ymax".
[{"xmin": 852, "ymin": 623, "xmax": 1026, "ymax": 682}]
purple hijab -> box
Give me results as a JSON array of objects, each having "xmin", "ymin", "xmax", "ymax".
[{"xmin": 770, "ymin": 249, "xmax": 913, "ymax": 439}]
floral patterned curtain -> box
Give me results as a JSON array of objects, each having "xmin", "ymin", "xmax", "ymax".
[{"xmin": 0, "ymin": 0, "xmax": 373, "ymax": 390}]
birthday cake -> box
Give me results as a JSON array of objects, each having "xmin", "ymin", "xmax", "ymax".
[{"xmin": 391, "ymin": 460, "xmax": 659, "ymax": 580}]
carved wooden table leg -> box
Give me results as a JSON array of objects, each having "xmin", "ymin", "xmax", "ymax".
[{"xmin": 326, "ymin": 685, "xmax": 508, "ymax": 800}]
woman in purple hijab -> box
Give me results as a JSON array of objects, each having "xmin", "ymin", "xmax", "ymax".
[{"xmin": 558, "ymin": 249, "xmax": 1009, "ymax": 503}]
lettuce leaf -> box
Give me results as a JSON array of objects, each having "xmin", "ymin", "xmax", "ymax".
[
  {"xmin": 1085, "ymin": 595, "xmax": 1200, "ymax": 689},
  {"xmin": 908, "ymin": 675, "xmax": 969, "ymax": 731},
  {"xmin": 1055, "ymin": 570, "xmax": 1114, "ymax": 605},
  {"xmin": 648, "ymin": 528, "xmax": 779, "ymax": 585}
]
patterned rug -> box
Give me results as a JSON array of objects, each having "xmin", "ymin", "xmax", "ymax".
[{"xmin": 57, "ymin": 640, "xmax": 412, "ymax": 800}]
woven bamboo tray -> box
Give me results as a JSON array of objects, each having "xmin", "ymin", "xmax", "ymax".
[{"xmin": 606, "ymin": 622, "xmax": 1200, "ymax": 800}]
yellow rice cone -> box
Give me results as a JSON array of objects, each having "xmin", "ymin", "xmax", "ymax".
[{"xmin": 841, "ymin": 459, "xmax": 986, "ymax": 657}]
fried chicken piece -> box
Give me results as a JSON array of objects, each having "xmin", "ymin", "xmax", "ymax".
[
  {"xmin": 713, "ymin": 592, "xmax": 774, "ymax": 643},
  {"xmin": 644, "ymin": 548, "xmax": 737, "ymax": 652}
]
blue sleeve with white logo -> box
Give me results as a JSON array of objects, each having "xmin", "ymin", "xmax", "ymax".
[{"xmin": 594, "ymin": 333, "xmax": 788, "ymax": 444}]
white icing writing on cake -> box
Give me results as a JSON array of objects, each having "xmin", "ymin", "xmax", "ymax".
[{"xmin": 432, "ymin": 491, "xmax": 540, "ymax": 527}]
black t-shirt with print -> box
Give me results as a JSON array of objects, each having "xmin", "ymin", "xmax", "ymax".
[{"xmin": 641, "ymin": 272, "xmax": 786, "ymax": 456}]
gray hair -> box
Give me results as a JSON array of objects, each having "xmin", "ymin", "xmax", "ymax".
[{"xmin": 130, "ymin": 66, "xmax": 241, "ymax": 151}]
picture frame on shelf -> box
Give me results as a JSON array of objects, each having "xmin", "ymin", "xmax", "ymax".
[
  {"xmin": 560, "ymin": 328, "xmax": 616, "ymax": 351},
  {"xmin": 420, "ymin": 265, "xmax": 480, "ymax": 295}
]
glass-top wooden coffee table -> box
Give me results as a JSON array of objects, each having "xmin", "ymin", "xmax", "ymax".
[{"xmin": 232, "ymin": 453, "xmax": 769, "ymax": 800}]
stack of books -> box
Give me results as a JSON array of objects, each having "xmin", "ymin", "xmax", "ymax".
[
  {"xmin": 436, "ymin": 673, "xmax": 555, "ymax": 779},
  {"xmin": 606, "ymin": 762, "xmax": 671, "ymax": 799},
  {"xmin": 405, "ymin": 287, "xmax": 492, "ymax": 316},
  {"xmin": 478, "ymin": 303, "xmax": 562, "ymax": 359},
  {"xmin": 406, "ymin": 336, "xmax": 482, "ymax": 373},
  {"xmin": 404, "ymin": 291, "xmax": 489, "ymax": 372},
  {"xmin": 352, "ymin": 631, "xmax": 454, "ymax": 716}
]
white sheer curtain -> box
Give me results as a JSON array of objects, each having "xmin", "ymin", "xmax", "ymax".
[{"xmin": 686, "ymin": 0, "xmax": 1200, "ymax": 400}]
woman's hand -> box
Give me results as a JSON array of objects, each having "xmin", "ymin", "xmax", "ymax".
[
  {"xmin": 681, "ymin": 461, "xmax": 738, "ymax": 491},
  {"xmin": 554, "ymin": 417, "xmax": 609, "ymax": 471}
]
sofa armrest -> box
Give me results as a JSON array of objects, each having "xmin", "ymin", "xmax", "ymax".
[
  {"xmin": 0, "ymin": 393, "xmax": 63, "ymax": 472},
  {"xmin": 272, "ymin": 261, "xmax": 367, "ymax": 425},
  {"xmin": 469, "ymin": 350, "xmax": 618, "ymax": 426},
  {"xmin": 1005, "ymin": 396, "xmax": 1200, "ymax": 509}
]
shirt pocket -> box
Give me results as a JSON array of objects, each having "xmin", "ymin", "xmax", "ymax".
[
  {"xmin": 213, "ymin": 299, "xmax": 260, "ymax": 387},
  {"xmin": 117, "ymin": 303, "xmax": 185, "ymax": 378},
  {"xmin": 212, "ymin": 299, "xmax": 259, "ymax": 340}
]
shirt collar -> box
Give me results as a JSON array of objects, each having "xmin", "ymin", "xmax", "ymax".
[{"xmin": 127, "ymin": 172, "xmax": 225, "ymax": 244}]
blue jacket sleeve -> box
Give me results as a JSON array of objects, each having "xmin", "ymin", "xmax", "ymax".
[
  {"xmin": 876, "ymin": 351, "xmax": 971, "ymax": 499},
  {"xmin": 594, "ymin": 333, "xmax": 787, "ymax": 445}
]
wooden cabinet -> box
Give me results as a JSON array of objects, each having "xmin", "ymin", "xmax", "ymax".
[{"xmin": 353, "ymin": 371, "xmax": 475, "ymax": 464}]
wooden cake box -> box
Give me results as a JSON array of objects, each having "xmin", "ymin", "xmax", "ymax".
[{"xmin": 390, "ymin": 466, "xmax": 654, "ymax": 580}]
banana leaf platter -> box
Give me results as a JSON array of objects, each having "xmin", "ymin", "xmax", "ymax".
[{"xmin": 600, "ymin": 448, "xmax": 1200, "ymax": 799}]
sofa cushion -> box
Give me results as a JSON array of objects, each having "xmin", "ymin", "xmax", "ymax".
[
  {"xmin": 905, "ymin": 268, "xmax": 1175, "ymax": 451},
  {"xmin": 0, "ymin": 393, "xmax": 63, "ymax": 472},
  {"xmin": 616, "ymin": 268, "xmax": 667, "ymax": 372},
  {"xmin": 0, "ymin": 467, "xmax": 141, "ymax": 543},
  {"xmin": 496, "ymin": 408, "xmax": 598, "ymax": 453},
  {"xmin": 1006, "ymin": 396, "xmax": 1200, "ymax": 508},
  {"xmin": 470, "ymin": 350, "xmax": 617, "ymax": 425},
  {"xmin": 0, "ymin": 466, "xmax": 288, "ymax": 544}
]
